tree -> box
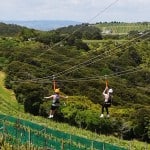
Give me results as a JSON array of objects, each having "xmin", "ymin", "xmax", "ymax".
[
  {"xmin": 14, "ymin": 82, "xmax": 46, "ymax": 115},
  {"xmin": 132, "ymin": 108, "xmax": 150, "ymax": 142},
  {"xmin": 74, "ymin": 39, "xmax": 90, "ymax": 51}
]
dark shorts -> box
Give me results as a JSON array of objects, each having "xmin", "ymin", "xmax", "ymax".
[
  {"xmin": 51, "ymin": 105, "xmax": 59, "ymax": 110},
  {"xmin": 103, "ymin": 102, "xmax": 111, "ymax": 107}
]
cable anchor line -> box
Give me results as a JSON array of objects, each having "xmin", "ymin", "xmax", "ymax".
[
  {"xmin": 53, "ymin": 32, "xmax": 149, "ymax": 79},
  {"xmin": 105, "ymin": 75, "xmax": 108, "ymax": 87},
  {"xmin": 9, "ymin": 32, "xmax": 149, "ymax": 83},
  {"xmin": 55, "ymin": 65, "xmax": 146, "ymax": 83},
  {"xmin": 36, "ymin": 0, "xmax": 120, "ymax": 59},
  {"xmin": 52, "ymin": 75, "xmax": 56, "ymax": 91}
]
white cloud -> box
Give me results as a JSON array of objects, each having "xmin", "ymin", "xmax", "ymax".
[{"xmin": 0, "ymin": 0, "xmax": 149, "ymax": 22}]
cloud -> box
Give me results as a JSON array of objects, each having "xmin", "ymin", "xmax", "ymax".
[{"xmin": 0, "ymin": 0, "xmax": 149, "ymax": 22}]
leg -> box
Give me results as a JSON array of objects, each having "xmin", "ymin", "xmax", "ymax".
[
  {"xmin": 100, "ymin": 103, "xmax": 105, "ymax": 118},
  {"xmin": 101, "ymin": 104, "xmax": 105, "ymax": 114},
  {"xmin": 51, "ymin": 109, "xmax": 56, "ymax": 116},
  {"xmin": 105, "ymin": 104, "xmax": 110, "ymax": 117},
  {"xmin": 48, "ymin": 106, "xmax": 56, "ymax": 118},
  {"xmin": 49, "ymin": 109, "xmax": 55, "ymax": 115},
  {"xmin": 105, "ymin": 106, "xmax": 109, "ymax": 115}
]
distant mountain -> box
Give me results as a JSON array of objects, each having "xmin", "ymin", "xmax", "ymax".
[{"xmin": 1, "ymin": 20, "xmax": 81, "ymax": 31}]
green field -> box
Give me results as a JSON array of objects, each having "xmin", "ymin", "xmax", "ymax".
[{"xmin": 95, "ymin": 22, "xmax": 150, "ymax": 34}]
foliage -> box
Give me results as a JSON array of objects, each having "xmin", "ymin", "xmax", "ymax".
[
  {"xmin": 14, "ymin": 82, "xmax": 47, "ymax": 115},
  {"xmin": 131, "ymin": 108, "xmax": 150, "ymax": 142},
  {"xmin": 0, "ymin": 22, "xmax": 24, "ymax": 37},
  {"xmin": 0, "ymin": 22, "xmax": 150, "ymax": 144},
  {"xmin": 57, "ymin": 24, "xmax": 102, "ymax": 40},
  {"xmin": 0, "ymin": 70, "xmax": 149, "ymax": 149}
]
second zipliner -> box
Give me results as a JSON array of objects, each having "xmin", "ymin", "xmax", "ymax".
[{"xmin": 100, "ymin": 75, "xmax": 113, "ymax": 118}]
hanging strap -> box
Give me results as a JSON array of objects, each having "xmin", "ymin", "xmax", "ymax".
[
  {"xmin": 52, "ymin": 75, "xmax": 56, "ymax": 91},
  {"xmin": 105, "ymin": 75, "xmax": 108, "ymax": 88}
]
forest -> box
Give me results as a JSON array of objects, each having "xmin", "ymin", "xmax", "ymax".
[{"xmin": 0, "ymin": 22, "xmax": 150, "ymax": 143}]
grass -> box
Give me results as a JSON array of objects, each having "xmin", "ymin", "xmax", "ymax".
[
  {"xmin": 0, "ymin": 71, "xmax": 24, "ymax": 113},
  {"xmin": 0, "ymin": 71, "xmax": 149, "ymax": 150},
  {"xmin": 94, "ymin": 23, "xmax": 150, "ymax": 34}
]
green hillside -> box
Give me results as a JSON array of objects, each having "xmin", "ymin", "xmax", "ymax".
[
  {"xmin": 0, "ymin": 22, "xmax": 150, "ymax": 149},
  {"xmin": 0, "ymin": 71, "xmax": 149, "ymax": 150},
  {"xmin": 94, "ymin": 22, "xmax": 150, "ymax": 35}
]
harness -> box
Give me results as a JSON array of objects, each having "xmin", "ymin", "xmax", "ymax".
[
  {"xmin": 52, "ymin": 94, "xmax": 60, "ymax": 106},
  {"xmin": 105, "ymin": 95, "xmax": 112, "ymax": 106}
]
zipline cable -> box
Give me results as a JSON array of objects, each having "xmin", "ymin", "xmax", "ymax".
[
  {"xmin": 11, "ymin": 33, "xmax": 147, "ymax": 81},
  {"xmin": 42, "ymin": 66, "xmax": 145, "ymax": 83},
  {"xmin": 11, "ymin": 64, "xmax": 147, "ymax": 83},
  {"xmin": 54, "ymin": 32, "xmax": 149, "ymax": 78},
  {"xmin": 55, "ymin": 66, "xmax": 145, "ymax": 82},
  {"xmin": 9, "ymin": 31, "xmax": 149, "ymax": 83}
]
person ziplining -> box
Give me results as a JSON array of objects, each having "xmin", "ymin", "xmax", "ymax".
[
  {"xmin": 44, "ymin": 76, "xmax": 68, "ymax": 118},
  {"xmin": 44, "ymin": 88, "xmax": 68, "ymax": 118},
  {"xmin": 100, "ymin": 76, "xmax": 113, "ymax": 118}
]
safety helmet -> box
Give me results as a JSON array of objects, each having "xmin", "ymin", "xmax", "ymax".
[
  {"xmin": 55, "ymin": 89, "xmax": 60, "ymax": 93},
  {"xmin": 108, "ymin": 89, "xmax": 113, "ymax": 93}
]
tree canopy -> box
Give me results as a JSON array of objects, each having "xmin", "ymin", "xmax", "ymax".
[{"xmin": 0, "ymin": 22, "xmax": 150, "ymax": 142}]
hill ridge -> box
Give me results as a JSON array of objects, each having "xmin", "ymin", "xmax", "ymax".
[{"xmin": 1, "ymin": 20, "xmax": 81, "ymax": 31}]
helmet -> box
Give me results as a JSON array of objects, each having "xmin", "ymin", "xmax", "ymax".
[
  {"xmin": 108, "ymin": 89, "xmax": 113, "ymax": 93},
  {"xmin": 55, "ymin": 89, "xmax": 60, "ymax": 93}
]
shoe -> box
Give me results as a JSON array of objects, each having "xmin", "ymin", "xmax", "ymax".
[
  {"xmin": 107, "ymin": 114, "xmax": 110, "ymax": 118},
  {"xmin": 48, "ymin": 115, "xmax": 53, "ymax": 118},
  {"xmin": 100, "ymin": 114, "xmax": 104, "ymax": 118}
]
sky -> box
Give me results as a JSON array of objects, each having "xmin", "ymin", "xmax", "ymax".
[{"xmin": 0, "ymin": 0, "xmax": 149, "ymax": 23}]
